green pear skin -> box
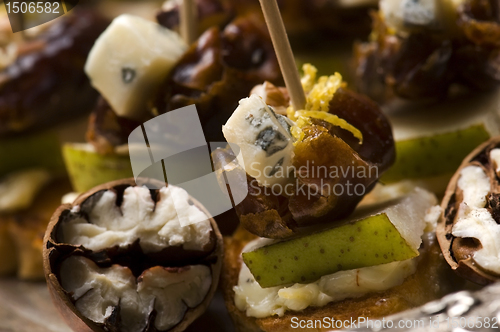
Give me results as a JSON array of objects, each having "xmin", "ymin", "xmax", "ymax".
[
  {"xmin": 63, "ymin": 144, "xmax": 133, "ymax": 192},
  {"xmin": 242, "ymin": 213, "xmax": 418, "ymax": 288},
  {"xmin": 381, "ymin": 124, "xmax": 490, "ymax": 183}
]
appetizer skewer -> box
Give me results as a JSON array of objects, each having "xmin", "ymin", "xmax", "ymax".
[
  {"xmin": 216, "ymin": 0, "xmax": 395, "ymax": 238},
  {"xmin": 218, "ymin": 2, "xmax": 460, "ymax": 331}
]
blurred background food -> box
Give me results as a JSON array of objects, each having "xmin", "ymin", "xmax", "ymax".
[
  {"xmin": 0, "ymin": 7, "xmax": 108, "ymax": 280},
  {"xmin": 0, "ymin": 0, "xmax": 499, "ymax": 330}
]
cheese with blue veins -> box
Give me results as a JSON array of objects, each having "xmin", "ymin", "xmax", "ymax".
[
  {"xmin": 222, "ymin": 95, "xmax": 295, "ymax": 187},
  {"xmin": 84, "ymin": 14, "xmax": 187, "ymax": 120},
  {"xmin": 380, "ymin": 0, "xmax": 465, "ymax": 32}
]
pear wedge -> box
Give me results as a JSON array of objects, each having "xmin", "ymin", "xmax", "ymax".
[
  {"xmin": 63, "ymin": 143, "xmax": 133, "ymax": 192},
  {"xmin": 382, "ymin": 124, "xmax": 490, "ymax": 183},
  {"xmin": 242, "ymin": 188, "xmax": 436, "ymax": 288},
  {"xmin": 381, "ymin": 90, "xmax": 500, "ymax": 187}
]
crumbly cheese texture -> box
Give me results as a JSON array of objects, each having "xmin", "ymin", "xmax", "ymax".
[
  {"xmin": 222, "ymin": 95, "xmax": 295, "ymax": 187},
  {"xmin": 84, "ymin": 14, "xmax": 187, "ymax": 120},
  {"xmin": 234, "ymin": 238, "xmax": 417, "ymax": 318},
  {"xmin": 452, "ymin": 161, "xmax": 500, "ymax": 274},
  {"xmin": 61, "ymin": 256, "xmax": 211, "ymax": 332},
  {"xmin": 62, "ymin": 186, "xmax": 212, "ymax": 253}
]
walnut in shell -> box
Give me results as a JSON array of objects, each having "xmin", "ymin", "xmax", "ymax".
[
  {"xmin": 43, "ymin": 179, "xmax": 223, "ymax": 332},
  {"xmin": 438, "ymin": 136, "xmax": 500, "ymax": 285}
]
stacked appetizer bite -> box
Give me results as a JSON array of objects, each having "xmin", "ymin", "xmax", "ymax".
[
  {"xmin": 218, "ymin": 68, "xmax": 460, "ymax": 332},
  {"xmin": 217, "ymin": 64, "xmax": 395, "ymax": 238},
  {"xmin": 354, "ymin": 0, "xmax": 500, "ymax": 101},
  {"xmin": 216, "ymin": 1, "xmax": 461, "ymax": 330},
  {"xmin": 63, "ymin": 5, "xmax": 283, "ymax": 193},
  {"xmin": 351, "ymin": 0, "xmax": 500, "ymax": 196},
  {"xmin": 0, "ymin": 9, "xmax": 109, "ymax": 279},
  {"xmin": 63, "ymin": 12, "xmax": 188, "ymax": 192}
]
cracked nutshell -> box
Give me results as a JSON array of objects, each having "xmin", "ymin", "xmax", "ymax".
[{"xmin": 43, "ymin": 178, "xmax": 223, "ymax": 332}]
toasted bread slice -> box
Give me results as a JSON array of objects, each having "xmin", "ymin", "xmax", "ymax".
[{"xmin": 221, "ymin": 226, "xmax": 464, "ymax": 332}]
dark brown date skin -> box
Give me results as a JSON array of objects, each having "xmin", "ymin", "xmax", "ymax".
[
  {"xmin": 86, "ymin": 98, "xmax": 141, "ymax": 155},
  {"xmin": 213, "ymin": 88, "xmax": 395, "ymax": 239},
  {"xmin": 354, "ymin": 0, "xmax": 500, "ymax": 102},
  {"xmin": 156, "ymin": 0, "xmax": 374, "ymax": 42},
  {"xmin": 155, "ymin": 14, "xmax": 283, "ymax": 142},
  {"xmin": 0, "ymin": 10, "xmax": 109, "ymax": 137},
  {"xmin": 87, "ymin": 15, "xmax": 283, "ymax": 152}
]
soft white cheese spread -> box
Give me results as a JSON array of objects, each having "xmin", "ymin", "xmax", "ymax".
[{"xmin": 62, "ymin": 185, "xmax": 212, "ymax": 253}]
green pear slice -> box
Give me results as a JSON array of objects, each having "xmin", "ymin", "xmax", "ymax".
[
  {"xmin": 63, "ymin": 143, "xmax": 133, "ymax": 192},
  {"xmin": 381, "ymin": 90, "xmax": 500, "ymax": 185},
  {"xmin": 0, "ymin": 131, "xmax": 65, "ymax": 178},
  {"xmin": 381, "ymin": 124, "xmax": 490, "ymax": 183},
  {"xmin": 242, "ymin": 188, "xmax": 436, "ymax": 288}
]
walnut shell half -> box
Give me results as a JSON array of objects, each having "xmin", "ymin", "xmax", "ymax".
[
  {"xmin": 212, "ymin": 87, "xmax": 395, "ymax": 239},
  {"xmin": 437, "ymin": 136, "xmax": 500, "ymax": 285},
  {"xmin": 43, "ymin": 178, "xmax": 223, "ymax": 332}
]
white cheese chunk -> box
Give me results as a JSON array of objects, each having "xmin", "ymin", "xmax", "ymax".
[
  {"xmin": 85, "ymin": 14, "xmax": 187, "ymax": 120},
  {"xmin": 457, "ymin": 166, "xmax": 490, "ymax": 208},
  {"xmin": 452, "ymin": 165, "xmax": 500, "ymax": 274},
  {"xmin": 61, "ymin": 185, "xmax": 212, "ymax": 253},
  {"xmin": 380, "ymin": 0, "xmax": 465, "ymax": 32},
  {"xmin": 234, "ymin": 238, "xmax": 417, "ymax": 318},
  {"xmin": 222, "ymin": 95, "xmax": 295, "ymax": 187},
  {"xmin": 424, "ymin": 205, "xmax": 442, "ymax": 232},
  {"xmin": 490, "ymin": 149, "xmax": 500, "ymax": 177},
  {"xmin": 381, "ymin": 0, "xmax": 436, "ymax": 28}
]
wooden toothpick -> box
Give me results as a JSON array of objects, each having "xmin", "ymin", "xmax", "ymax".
[
  {"xmin": 180, "ymin": 0, "xmax": 197, "ymax": 45},
  {"xmin": 258, "ymin": 0, "xmax": 306, "ymax": 111}
]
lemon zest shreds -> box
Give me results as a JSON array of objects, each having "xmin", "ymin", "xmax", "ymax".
[
  {"xmin": 287, "ymin": 105, "xmax": 298, "ymax": 122},
  {"xmin": 305, "ymin": 72, "xmax": 343, "ymax": 113},
  {"xmin": 301, "ymin": 63, "xmax": 317, "ymax": 94},
  {"xmin": 288, "ymin": 64, "xmax": 363, "ymax": 145},
  {"xmin": 296, "ymin": 111, "xmax": 363, "ymax": 144},
  {"xmin": 290, "ymin": 116, "xmax": 311, "ymax": 142}
]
